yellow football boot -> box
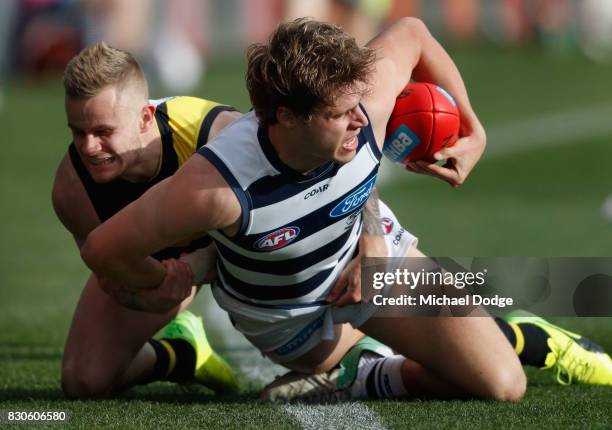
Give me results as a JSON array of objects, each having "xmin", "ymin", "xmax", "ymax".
[
  {"xmin": 161, "ymin": 310, "xmax": 239, "ymax": 393},
  {"xmin": 504, "ymin": 311, "xmax": 612, "ymax": 385}
]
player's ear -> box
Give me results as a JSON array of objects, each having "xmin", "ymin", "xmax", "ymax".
[
  {"xmin": 140, "ymin": 104, "xmax": 156, "ymax": 132},
  {"xmin": 276, "ymin": 106, "xmax": 297, "ymax": 128}
]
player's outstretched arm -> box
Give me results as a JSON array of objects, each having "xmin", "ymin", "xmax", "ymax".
[
  {"xmin": 364, "ymin": 17, "xmax": 486, "ymax": 186},
  {"xmin": 81, "ymin": 155, "xmax": 241, "ymax": 290}
]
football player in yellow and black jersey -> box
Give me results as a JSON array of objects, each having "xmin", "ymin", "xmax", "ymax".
[{"xmin": 52, "ymin": 42, "xmax": 242, "ymax": 399}]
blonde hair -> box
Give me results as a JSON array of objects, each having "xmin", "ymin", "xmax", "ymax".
[
  {"xmin": 63, "ymin": 42, "xmax": 147, "ymax": 99},
  {"xmin": 246, "ymin": 18, "xmax": 376, "ymax": 128}
]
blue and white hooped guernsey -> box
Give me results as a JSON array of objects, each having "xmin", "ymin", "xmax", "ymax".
[{"xmin": 198, "ymin": 108, "xmax": 382, "ymax": 355}]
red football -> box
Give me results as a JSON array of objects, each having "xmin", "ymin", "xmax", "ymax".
[{"xmin": 383, "ymin": 82, "xmax": 460, "ymax": 164}]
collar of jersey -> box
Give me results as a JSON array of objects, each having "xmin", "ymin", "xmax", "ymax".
[
  {"xmin": 257, "ymin": 126, "xmax": 335, "ymax": 182},
  {"xmin": 151, "ymin": 103, "xmax": 176, "ymax": 181}
]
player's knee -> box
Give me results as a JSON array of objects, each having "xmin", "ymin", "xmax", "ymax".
[
  {"xmin": 61, "ymin": 361, "xmax": 114, "ymax": 399},
  {"xmin": 485, "ymin": 366, "xmax": 526, "ymax": 402}
]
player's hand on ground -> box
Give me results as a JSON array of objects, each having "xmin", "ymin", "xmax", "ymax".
[
  {"xmin": 408, "ymin": 125, "xmax": 486, "ymax": 188},
  {"xmin": 179, "ymin": 245, "xmax": 218, "ymax": 285},
  {"xmin": 326, "ymin": 234, "xmax": 387, "ymax": 307}
]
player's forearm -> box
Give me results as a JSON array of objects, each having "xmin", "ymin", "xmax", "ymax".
[
  {"xmin": 92, "ymin": 255, "xmax": 164, "ymax": 290},
  {"xmin": 101, "ymin": 281, "xmax": 184, "ymax": 314},
  {"xmin": 362, "ymin": 187, "xmax": 383, "ymax": 236},
  {"xmin": 400, "ymin": 18, "xmax": 484, "ymax": 137},
  {"xmin": 108, "ymin": 286, "xmax": 184, "ymax": 314},
  {"xmin": 103, "ymin": 284, "xmax": 149, "ymax": 312},
  {"xmin": 81, "ymin": 230, "xmax": 165, "ymax": 290},
  {"xmin": 360, "ymin": 188, "xmax": 387, "ymax": 258}
]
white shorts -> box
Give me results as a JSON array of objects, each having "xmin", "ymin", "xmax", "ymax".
[{"xmin": 212, "ymin": 200, "xmax": 417, "ymax": 363}]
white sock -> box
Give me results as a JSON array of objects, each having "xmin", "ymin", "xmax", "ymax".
[{"xmin": 352, "ymin": 354, "xmax": 408, "ymax": 399}]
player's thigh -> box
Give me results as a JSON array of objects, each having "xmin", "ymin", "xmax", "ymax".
[
  {"xmin": 361, "ymin": 316, "xmax": 523, "ymax": 396},
  {"xmin": 63, "ymin": 274, "xmax": 183, "ymax": 373},
  {"xmin": 360, "ymin": 246, "xmax": 525, "ymax": 400}
]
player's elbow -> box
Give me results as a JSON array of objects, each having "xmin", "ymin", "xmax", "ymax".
[
  {"xmin": 475, "ymin": 123, "xmax": 487, "ymax": 148},
  {"xmin": 394, "ymin": 17, "xmax": 429, "ymax": 40}
]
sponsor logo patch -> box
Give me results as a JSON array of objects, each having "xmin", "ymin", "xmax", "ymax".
[
  {"xmin": 275, "ymin": 316, "xmax": 324, "ymax": 355},
  {"xmin": 393, "ymin": 228, "xmax": 405, "ymax": 246},
  {"xmin": 254, "ymin": 226, "xmax": 300, "ymax": 250},
  {"xmin": 381, "ymin": 217, "xmax": 394, "ymax": 235},
  {"xmin": 304, "ymin": 183, "xmax": 329, "ymax": 200},
  {"xmin": 345, "ymin": 211, "xmax": 360, "ymax": 229},
  {"xmin": 383, "ymin": 125, "xmax": 420, "ymax": 163},
  {"xmin": 329, "ymin": 175, "xmax": 377, "ymax": 218}
]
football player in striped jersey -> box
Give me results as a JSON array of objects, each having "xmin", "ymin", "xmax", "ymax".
[{"xmin": 80, "ymin": 18, "xmax": 611, "ymax": 404}]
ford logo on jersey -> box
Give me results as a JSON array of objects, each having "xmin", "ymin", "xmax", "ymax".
[
  {"xmin": 254, "ymin": 226, "xmax": 301, "ymax": 250},
  {"xmin": 329, "ymin": 175, "xmax": 377, "ymax": 218}
]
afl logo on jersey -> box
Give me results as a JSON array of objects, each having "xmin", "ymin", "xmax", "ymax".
[
  {"xmin": 381, "ymin": 217, "xmax": 394, "ymax": 235},
  {"xmin": 254, "ymin": 227, "xmax": 301, "ymax": 250},
  {"xmin": 329, "ymin": 175, "xmax": 377, "ymax": 218}
]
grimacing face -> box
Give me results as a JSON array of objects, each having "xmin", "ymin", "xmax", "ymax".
[
  {"xmin": 65, "ymin": 85, "xmax": 144, "ymax": 183},
  {"xmin": 301, "ymin": 88, "xmax": 369, "ymax": 166}
]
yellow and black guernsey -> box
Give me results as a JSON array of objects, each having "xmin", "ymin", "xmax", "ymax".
[{"xmin": 69, "ymin": 96, "xmax": 237, "ymax": 260}]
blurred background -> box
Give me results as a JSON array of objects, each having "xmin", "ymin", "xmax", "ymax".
[
  {"xmin": 3, "ymin": 0, "xmax": 612, "ymax": 94},
  {"xmin": 0, "ymin": 0, "xmax": 611, "ymax": 413}
]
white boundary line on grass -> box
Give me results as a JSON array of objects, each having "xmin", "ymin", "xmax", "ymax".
[
  {"xmin": 378, "ymin": 102, "xmax": 612, "ymax": 185},
  {"xmin": 283, "ymin": 402, "xmax": 387, "ymax": 430},
  {"xmin": 201, "ymin": 290, "xmax": 389, "ymax": 430}
]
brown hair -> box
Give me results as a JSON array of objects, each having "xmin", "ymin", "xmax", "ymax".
[
  {"xmin": 246, "ymin": 17, "xmax": 376, "ymax": 128},
  {"xmin": 63, "ymin": 42, "xmax": 147, "ymax": 99}
]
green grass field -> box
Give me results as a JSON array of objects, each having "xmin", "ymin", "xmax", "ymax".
[{"xmin": 1, "ymin": 46, "xmax": 611, "ymax": 428}]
